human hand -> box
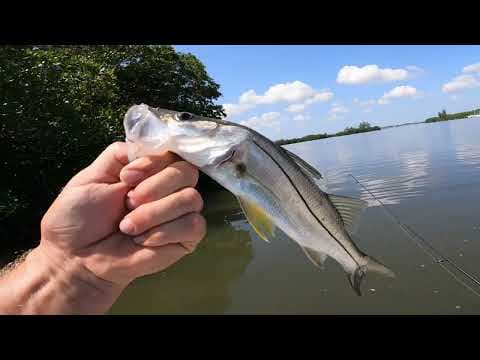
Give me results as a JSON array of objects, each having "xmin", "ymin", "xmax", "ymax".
[{"xmin": 33, "ymin": 142, "xmax": 205, "ymax": 312}]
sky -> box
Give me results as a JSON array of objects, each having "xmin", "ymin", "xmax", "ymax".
[{"xmin": 174, "ymin": 45, "xmax": 480, "ymax": 140}]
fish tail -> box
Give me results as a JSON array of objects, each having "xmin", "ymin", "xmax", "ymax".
[{"xmin": 347, "ymin": 255, "xmax": 395, "ymax": 296}]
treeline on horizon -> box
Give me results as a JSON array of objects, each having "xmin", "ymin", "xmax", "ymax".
[
  {"xmin": 275, "ymin": 121, "xmax": 381, "ymax": 145},
  {"xmin": 425, "ymin": 108, "xmax": 480, "ymax": 123}
]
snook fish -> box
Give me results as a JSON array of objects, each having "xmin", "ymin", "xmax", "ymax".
[{"xmin": 123, "ymin": 104, "xmax": 395, "ymax": 295}]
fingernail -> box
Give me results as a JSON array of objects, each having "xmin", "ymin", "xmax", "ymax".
[
  {"xmin": 126, "ymin": 191, "xmax": 137, "ymax": 209},
  {"xmin": 121, "ymin": 169, "xmax": 144, "ymax": 185},
  {"xmin": 119, "ymin": 218, "xmax": 136, "ymax": 235}
]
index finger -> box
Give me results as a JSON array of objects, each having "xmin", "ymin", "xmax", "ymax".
[{"xmin": 119, "ymin": 151, "xmax": 183, "ymax": 186}]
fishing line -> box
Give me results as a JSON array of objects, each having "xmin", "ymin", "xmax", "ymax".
[{"xmin": 349, "ymin": 173, "xmax": 480, "ymax": 298}]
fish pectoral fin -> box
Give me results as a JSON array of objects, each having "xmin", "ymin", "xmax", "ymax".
[
  {"xmin": 236, "ymin": 196, "xmax": 276, "ymax": 243},
  {"xmin": 300, "ymin": 246, "xmax": 328, "ymax": 269},
  {"xmin": 327, "ymin": 193, "xmax": 368, "ymax": 236}
]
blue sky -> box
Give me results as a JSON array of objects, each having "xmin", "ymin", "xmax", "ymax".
[{"xmin": 174, "ymin": 45, "xmax": 480, "ymax": 140}]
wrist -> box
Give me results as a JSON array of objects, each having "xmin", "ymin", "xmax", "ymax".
[
  {"xmin": 0, "ymin": 244, "xmax": 125, "ymax": 314},
  {"xmin": 31, "ymin": 243, "xmax": 127, "ymax": 314}
]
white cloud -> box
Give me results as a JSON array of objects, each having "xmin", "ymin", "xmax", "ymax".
[
  {"xmin": 442, "ymin": 74, "xmax": 480, "ymax": 93},
  {"xmin": 285, "ymin": 90, "xmax": 334, "ymax": 113},
  {"xmin": 226, "ymin": 81, "xmax": 333, "ymax": 118},
  {"xmin": 239, "ymin": 81, "xmax": 315, "ymax": 105},
  {"xmin": 382, "ymin": 85, "xmax": 418, "ymax": 99},
  {"xmin": 286, "ymin": 103, "xmax": 307, "ymax": 113},
  {"xmin": 450, "ymin": 95, "xmax": 458, "ymax": 101},
  {"xmin": 306, "ymin": 91, "xmax": 334, "ymax": 104},
  {"xmin": 337, "ymin": 64, "xmax": 409, "ymax": 85},
  {"xmin": 462, "ymin": 62, "xmax": 480, "ymax": 74},
  {"xmin": 238, "ymin": 90, "xmax": 260, "ymax": 105},
  {"xmin": 223, "ymin": 103, "xmax": 253, "ymax": 118},
  {"xmin": 363, "ymin": 108, "xmax": 373, "ymax": 113},
  {"xmin": 240, "ymin": 112, "xmax": 281, "ymax": 131},
  {"xmin": 293, "ymin": 114, "xmax": 311, "ymax": 121},
  {"xmin": 330, "ymin": 105, "xmax": 349, "ymax": 114},
  {"xmin": 377, "ymin": 85, "xmax": 420, "ymax": 105},
  {"xmin": 329, "ymin": 105, "xmax": 349, "ymax": 119}
]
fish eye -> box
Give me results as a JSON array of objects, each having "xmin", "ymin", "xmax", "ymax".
[{"xmin": 178, "ymin": 112, "xmax": 194, "ymax": 121}]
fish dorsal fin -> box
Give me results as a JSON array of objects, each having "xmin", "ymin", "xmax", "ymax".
[
  {"xmin": 284, "ymin": 149, "xmax": 323, "ymax": 180},
  {"xmin": 327, "ymin": 194, "xmax": 368, "ymax": 235},
  {"xmin": 300, "ymin": 246, "xmax": 328, "ymax": 269},
  {"xmin": 284, "ymin": 149, "xmax": 328, "ymax": 191},
  {"xmin": 236, "ymin": 196, "xmax": 276, "ymax": 243}
]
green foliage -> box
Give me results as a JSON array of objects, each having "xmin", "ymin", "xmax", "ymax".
[
  {"xmin": 425, "ymin": 108, "xmax": 480, "ymax": 123},
  {"xmin": 276, "ymin": 133, "xmax": 329, "ymax": 146},
  {"xmin": 276, "ymin": 122, "xmax": 381, "ymax": 145},
  {"xmin": 0, "ymin": 45, "xmax": 225, "ymax": 246}
]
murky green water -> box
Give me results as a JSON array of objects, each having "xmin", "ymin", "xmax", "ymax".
[{"xmin": 61, "ymin": 120, "xmax": 480, "ymax": 313}]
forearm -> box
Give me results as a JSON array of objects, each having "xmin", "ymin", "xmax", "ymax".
[{"xmin": 0, "ymin": 245, "xmax": 124, "ymax": 314}]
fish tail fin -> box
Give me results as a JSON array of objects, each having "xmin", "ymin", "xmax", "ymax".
[
  {"xmin": 365, "ymin": 255, "xmax": 396, "ymax": 279},
  {"xmin": 347, "ymin": 267, "xmax": 366, "ymax": 296},
  {"xmin": 347, "ymin": 255, "xmax": 395, "ymax": 296}
]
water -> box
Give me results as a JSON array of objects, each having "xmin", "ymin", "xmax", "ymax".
[
  {"xmin": 108, "ymin": 119, "xmax": 480, "ymax": 314},
  {"xmin": 74, "ymin": 120, "xmax": 480, "ymax": 313}
]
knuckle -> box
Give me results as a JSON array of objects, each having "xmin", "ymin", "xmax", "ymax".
[
  {"xmin": 175, "ymin": 161, "xmax": 199, "ymax": 186},
  {"xmin": 132, "ymin": 186, "xmax": 151, "ymax": 204},
  {"xmin": 40, "ymin": 214, "xmax": 52, "ymax": 234},
  {"xmin": 182, "ymin": 241, "xmax": 198, "ymax": 254},
  {"xmin": 162, "ymin": 165, "xmax": 183, "ymax": 182},
  {"xmin": 130, "ymin": 203, "xmax": 150, "ymax": 226},
  {"xmin": 108, "ymin": 141, "xmax": 122, "ymax": 154},
  {"xmin": 132, "ymin": 156, "xmax": 154, "ymax": 171},
  {"xmin": 190, "ymin": 213, "xmax": 207, "ymax": 240},
  {"xmin": 179, "ymin": 187, "xmax": 203, "ymax": 212},
  {"xmin": 107, "ymin": 142, "xmax": 119, "ymax": 151},
  {"xmin": 165, "ymin": 161, "xmax": 199, "ymax": 187}
]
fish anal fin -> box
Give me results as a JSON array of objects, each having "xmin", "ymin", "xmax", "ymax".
[
  {"xmin": 237, "ymin": 196, "xmax": 275, "ymax": 243},
  {"xmin": 301, "ymin": 246, "xmax": 328, "ymax": 269},
  {"xmin": 327, "ymin": 193, "xmax": 368, "ymax": 235}
]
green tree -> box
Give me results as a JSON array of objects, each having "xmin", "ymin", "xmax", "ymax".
[
  {"xmin": 0, "ymin": 45, "xmax": 225, "ymax": 251},
  {"xmin": 358, "ymin": 121, "xmax": 371, "ymax": 130},
  {"xmin": 438, "ymin": 109, "xmax": 447, "ymax": 120}
]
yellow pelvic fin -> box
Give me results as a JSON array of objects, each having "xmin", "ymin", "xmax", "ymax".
[{"xmin": 237, "ymin": 196, "xmax": 275, "ymax": 243}]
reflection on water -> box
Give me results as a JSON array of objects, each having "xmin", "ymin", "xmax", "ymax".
[
  {"xmin": 455, "ymin": 145, "xmax": 480, "ymax": 169},
  {"xmin": 110, "ymin": 191, "xmax": 253, "ymax": 315},
  {"xmin": 111, "ymin": 119, "xmax": 480, "ymax": 314},
  {"xmin": 289, "ymin": 121, "xmax": 480, "ymax": 208}
]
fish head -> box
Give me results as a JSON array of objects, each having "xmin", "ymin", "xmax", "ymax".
[{"xmin": 124, "ymin": 104, "xmax": 250, "ymax": 168}]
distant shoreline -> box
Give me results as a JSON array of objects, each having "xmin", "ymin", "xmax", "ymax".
[
  {"xmin": 275, "ymin": 122, "xmax": 381, "ymax": 146},
  {"xmin": 275, "ymin": 107, "xmax": 480, "ymax": 146}
]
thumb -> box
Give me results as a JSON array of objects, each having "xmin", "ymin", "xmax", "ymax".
[
  {"xmin": 67, "ymin": 142, "xmax": 131, "ymax": 187},
  {"xmin": 90, "ymin": 142, "xmax": 130, "ymax": 177}
]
